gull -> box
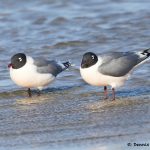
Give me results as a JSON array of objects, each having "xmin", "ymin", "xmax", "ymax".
[
  {"xmin": 8, "ymin": 53, "xmax": 71, "ymax": 97},
  {"xmin": 80, "ymin": 48, "xmax": 150, "ymax": 100}
]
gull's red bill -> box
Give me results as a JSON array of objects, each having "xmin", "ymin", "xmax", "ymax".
[{"xmin": 8, "ymin": 63, "xmax": 12, "ymax": 68}]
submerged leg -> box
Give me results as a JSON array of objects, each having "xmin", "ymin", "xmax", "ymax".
[
  {"xmin": 28, "ymin": 88, "xmax": 32, "ymax": 97},
  {"xmin": 112, "ymin": 88, "xmax": 115, "ymax": 100},
  {"xmin": 104, "ymin": 86, "xmax": 108, "ymax": 99}
]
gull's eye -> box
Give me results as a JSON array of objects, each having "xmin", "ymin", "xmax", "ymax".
[
  {"xmin": 91, "ymin": 55, "xmax": 95, "ymax": 59},
  {"xmin": 18, "ymin": 57, "xmax": 22, "ymax": 62}
]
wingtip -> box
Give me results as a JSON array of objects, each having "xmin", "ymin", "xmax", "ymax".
[
  {"xmin": 63, "ymin": 61, "xmax": 72, "ymax": 69},
  {"xmin": 141, "ymin": 48, "xmax": 150, "ymax": 57}
]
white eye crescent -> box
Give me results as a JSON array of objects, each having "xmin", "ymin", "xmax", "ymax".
[
  {"xmin": 91, "ymin": 55, "xmax": 95, "ymax": 59},
  {"xmin": 18, "ymin": 57, "xmax": 22, "ymax": 61}
]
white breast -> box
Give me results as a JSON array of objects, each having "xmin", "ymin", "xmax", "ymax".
[
  {"xmin": 9, "ymin": 56, "xmax": 55, "ymax": 89},
  {"xmin": 80, "ymin": 57, "xmax": 128, "ymax": 88}
]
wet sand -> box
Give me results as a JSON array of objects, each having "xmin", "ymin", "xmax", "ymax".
[{"xmin": 0, "ymin": 86, "xmax": 150, "ymax": 150}]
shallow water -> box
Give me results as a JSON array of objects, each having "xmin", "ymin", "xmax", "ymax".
[{"xmin": 0, "ymin": 0, "xmax": 150, "ymax": 150}]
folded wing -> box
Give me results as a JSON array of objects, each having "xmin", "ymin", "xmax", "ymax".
[
  {"xmin": 34, "ymin": 58, "xmax": 64, "ymax": 76},
  {"xmin": 99, "ymin": 51, "xmax": 147, "ymax": 77}
]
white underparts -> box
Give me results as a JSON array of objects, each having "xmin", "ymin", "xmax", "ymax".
[
  {"xmin": 10, "ymin": 56, "xmax": 55, "ymax": 90},
  {"xmin": 80, "ymin": 57, "xmax": 129, "ymax": 88}
]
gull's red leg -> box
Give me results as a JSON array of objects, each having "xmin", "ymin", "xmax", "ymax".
[
  {"xmin": 37, "ymin": 89, "xmax": 41, "ymax": 96},
  {"xmin": 112, "ymin": 88, "xmax": 115, "ymax": 100},
  {"xmin": 28, "ymin": 88, "xmax": 32, "ymax": 97},
  {"xmin": 104, "ymin": 86, "xmax": 108, "ymax": 99}
]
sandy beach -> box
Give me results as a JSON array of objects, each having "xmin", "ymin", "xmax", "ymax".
[{"xmin": 0, "ymin": 85, "xmax": 150, "ymax": 150}]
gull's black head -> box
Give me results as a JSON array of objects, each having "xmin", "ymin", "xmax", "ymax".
[
  {"xmin": 81, "ymin": 52, "xmax": 98, "ymax": 68},
  {"xmin": 8, "ymin": 53, "xmax": 27, "ymax": 69}
]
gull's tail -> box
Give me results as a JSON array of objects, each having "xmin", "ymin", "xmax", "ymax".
[
  {"xmin": 135, "ymin": 48, "xmax": 150, "ymax": 67},
  {"xmin": 141, "ymin": 48, "xmax": 150, "ymax": 58},
  {"xmin": 62, "ymin": 61, "xmax": 71, "ymax": 69}
]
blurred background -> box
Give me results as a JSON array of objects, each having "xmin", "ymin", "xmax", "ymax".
[
  {"xmin": 0, "ymin": 0, "xmax": 150, "ymax": 150},
  {"xmin": 0, "ymin": 0, "xmax": 150, "ymax": 92}
]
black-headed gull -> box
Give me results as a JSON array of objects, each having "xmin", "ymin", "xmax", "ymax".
[
  {"xmin": 80, "ymin": 48, "xmax": 150, "ymax": 100},
  {"xmin": 8, "ymin": 53, "xmax": 71, "ymax": 97}
]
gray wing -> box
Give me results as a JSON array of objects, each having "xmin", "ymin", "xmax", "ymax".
[
  {"xmin": 34, "ymin": 58, "xmax": 63, "ymax": 76},
  {"xmin": 98, "ymin": 52, "xmax": 145, "ymax": 77}
]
